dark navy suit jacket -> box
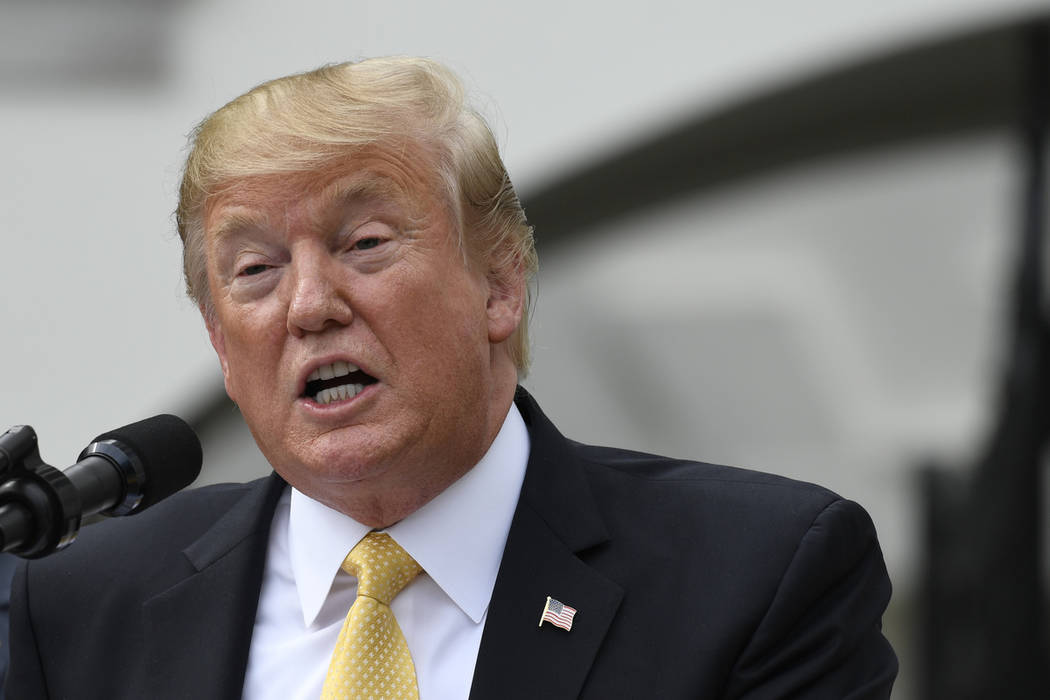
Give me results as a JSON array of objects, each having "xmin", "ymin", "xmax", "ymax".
[{"xmin": 4, "ymin": 390, "xmax": 897, "ymax": 698}]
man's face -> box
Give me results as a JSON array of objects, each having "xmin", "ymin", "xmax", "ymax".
[{"xmin": 201, "ymin": 149, "xmax": 521, "ymax": 519}]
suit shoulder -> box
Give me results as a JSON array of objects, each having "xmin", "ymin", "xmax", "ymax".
[
  {"xmin": 90, "ymin": 479, "xmax": 260, "ymax": 545},
  {"xmin": 23, "ymin": 477, "xmax": 273, "ymax": 584},
  {"xmin": 570, "ymin": 440, "xmax": 842, "ymax": 517},
  {"xmin": 563, "ymin": 441, "xmax": 880, "ymax": 583}
]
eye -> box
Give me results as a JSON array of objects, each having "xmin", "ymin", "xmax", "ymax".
[
  {"xmin": 240, "ymin": 263, "xmax": 271, "ymax": 276},
  {"xmin": 354, "ymin": 237, "xmax": 382, "ymax": 251}
]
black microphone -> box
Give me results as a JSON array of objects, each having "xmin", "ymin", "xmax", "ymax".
[{"xmin": 0, "ymin": 414, "xmax": 203, "ymax": 558}]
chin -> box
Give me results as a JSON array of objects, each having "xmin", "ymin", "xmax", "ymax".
[{"xmin": 298, "ymin": 438, "xmax": 402, "ymax": 484}]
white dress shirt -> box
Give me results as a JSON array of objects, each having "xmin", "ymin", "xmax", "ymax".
[{"xmin": 242, "ymin": 403, "xmax": 530, "ymax": 700}]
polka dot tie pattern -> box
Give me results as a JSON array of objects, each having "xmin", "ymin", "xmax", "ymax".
[{"xmin": 321, "ymin": 532, "xmax": 423, "ymax": 700}]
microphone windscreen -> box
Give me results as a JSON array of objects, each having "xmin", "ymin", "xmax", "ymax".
[{"xmin": 92, "ymin": 414, "xmax": 203, "ymax": 511}]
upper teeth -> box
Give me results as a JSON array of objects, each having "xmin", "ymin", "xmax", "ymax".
[{"xmin": 308, "ymin": 361, "xmax": 359, "ymax": 382}]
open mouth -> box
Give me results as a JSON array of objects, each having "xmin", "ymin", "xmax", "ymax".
[{"xmin": 303, "ymin": 361, "xmax": 377, "ymax": 405}]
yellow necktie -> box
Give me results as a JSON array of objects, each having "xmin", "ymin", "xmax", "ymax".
[{"xmin": 321, "ymin": 532, "xmax": 423, "ymax": 700}]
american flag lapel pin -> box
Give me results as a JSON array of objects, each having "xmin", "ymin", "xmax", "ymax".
[{"xmin": 538, "ymin": 595, "xmax": 577, "ymax": 631}]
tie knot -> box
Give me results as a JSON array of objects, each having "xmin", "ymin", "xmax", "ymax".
[{"xmin": 342, "ymin": 532, "xmax": 421, "ymax": 605}]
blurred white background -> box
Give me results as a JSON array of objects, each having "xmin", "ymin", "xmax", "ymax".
[{"xmin": 4, "ymin": 1, "xmax": 1050, "ymax": 696}]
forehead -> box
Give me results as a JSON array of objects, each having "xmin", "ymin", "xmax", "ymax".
[{"xmin": 203, "ymin": 147, "xmax": 449, "ymax": 238}]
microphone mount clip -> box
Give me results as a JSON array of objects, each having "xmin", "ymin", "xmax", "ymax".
[{"xmin": 0, "ymin": 424, "xmax": 82, "ymax": 558}]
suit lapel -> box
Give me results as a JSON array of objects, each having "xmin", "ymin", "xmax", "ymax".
[
  {"xmin": 469, "ymin": 390, "xmax": 624, "ymax": 700},
  {"xmin": 140, "ymin": 473, "xmax": 285, "ymax": 700}
]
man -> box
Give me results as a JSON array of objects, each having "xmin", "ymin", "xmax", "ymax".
[{"xmin": 5, "ymin": 57, "xmax": 897, "ymax": 698}]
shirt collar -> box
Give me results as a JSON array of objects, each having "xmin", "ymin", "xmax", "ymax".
[{"xmin": 288, "ymin": 402, "xmax": 530, "ymax": 627}]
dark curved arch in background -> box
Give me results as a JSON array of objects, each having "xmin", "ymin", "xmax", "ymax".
[
  {"xmin": 518, "ymin": 15, "xmax": 1050, "ymax": 700},
  {"xmin": 522, "ymin": 15, "xmax": 1038, "ymax": 249}
]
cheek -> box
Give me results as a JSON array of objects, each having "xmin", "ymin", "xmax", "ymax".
[
  {"xmin": 220, "ymin": 312, "xmax": 287, "ymax": 396},
  {"xmin": 400, "ymin": 265, "xmax": 485, "ymax": 330},
  {"xmin": 417, "ymin": 283, "xmax": 491, "ymax": 377}
]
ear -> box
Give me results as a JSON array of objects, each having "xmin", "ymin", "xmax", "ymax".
[
  {"xmin": 201, "ymin": 305, "xmax": 236, "ymax": 401},
  {"xmin": 485, "ymin": 260, "xmax": 526, "ymax": 345}
]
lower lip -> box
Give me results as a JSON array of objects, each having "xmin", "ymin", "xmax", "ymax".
[{"xmin": 298, "ymin": 382, "xmax": 379, "ymax": 415}]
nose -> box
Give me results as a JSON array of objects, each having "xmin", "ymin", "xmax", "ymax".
[{"xmin": 285, "ymin": 249, "xmax": 353, "ymax": 337}]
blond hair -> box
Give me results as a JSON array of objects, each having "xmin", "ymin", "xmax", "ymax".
[{"xmin": 176, "ymin": 56, "xmax": 537, "ymax": 372}]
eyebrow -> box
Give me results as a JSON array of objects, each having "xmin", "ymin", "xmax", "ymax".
[
  {"xmin": 209, "ymin": 209, "xmax": 271, "ymax": 246},
  {"xmin": 315, "ymin": 175, "xmax": 418, "ymax": 216},
  {"xmin": 312, "ymin": 174, "xmax": 431, "ymax": 238}
]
